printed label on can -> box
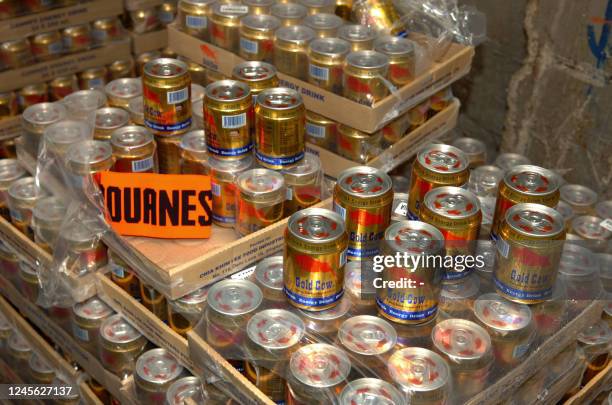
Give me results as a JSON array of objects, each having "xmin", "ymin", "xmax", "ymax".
[
  {"xmin": 131, "ymin": 157, "xmax": 154, "ymax": 173},
  {"xmin": 394, "ymin": 201, "xmax": 408, "ymax": 217},
  {"xmin": 306, "ymin": 123, "xmax": 326, "ymax": 139},
  {"xmin": 186, "ymin": 15, "xmax": 207, "ymax": 28},
  {"xmin": 240, "ymin": 37, "xmax": 258, "ymax": 54},
  {"xmin": 283, "ymin": 287, "xmax": 343, "ymax": 307},
  {"xmin": 406, "ymin": 209, "xmax": 419, "ymax": 220},
  {"xmin": 255, "ymin": 150, "xmax": 304, "ymax": 168},
  {"xmin": 376, "ymin": 298, "xmax": 437, "ymax": 321},
  {"xmin": 220, "ymin": 4, "xmax": 249, "ymax": 13},
  {"xmin": 207, "ymin": 142, "xmax": 253, "ymax": 157},
  {"xmin": 145, "ymin": 118, "xmax": 192, "ymax": 132},
  {"xmin": 72, "ymin": 324, "xmax": 90, "ymax": 342},
  {"xmin": 167, "ymin": 87, "xmax": 189, "ymax": 104},
  {"xmin": 111, "ymin": 265, "xmax": 125, "ymax": 278},
  {"xmin": 600, "ymin": 218, "xmax": 612, "ymax": 232},
  {"xmin": 493, "ymin": 278, "xmax": 553, "ymax": 301},
  {"xmin": 222, "ymin": 113, "xmax": 247, "ymax": 129},
  {"xmin": 212, "ymin": 213, "xmax": 235, "ymax": 224},
  {"xmin": 309, "ymin": 64, "xmax": 329, "ymax": 81},
  {"xmin": 212, "ymin": 182, "xmax": 221, "ymax": 197},
  {"xmin": 496, "ymin": 237, "xmax": 510, "ymax": 259},
  {"xmin": 333, "ymin": 201, "xmax": 346, "ymax": 220}
]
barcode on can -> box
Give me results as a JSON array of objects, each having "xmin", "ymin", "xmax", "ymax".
[
  {"xmin": 186, "ymin": 15, "xmax": 207, "ymax": 28},
  {"xmin": 240, "ymin": 37, "xmax": 258, "ymax": 54},
  {"xmin": 496, "ymin": 237, "xmax": 510, "ymax": 258},
  {"xmin": 309, "ymin": 64, "xmax": 329, "ymax": 81},
  {"xmin": 222, "ymin": 113, "xmax": 246, "ymax": 129},
  {"xmin": 212, "ymin": 182, "xmax": 221, "ymax": 196},
  {"xmin": 132, "ymin": 157, "xmax": 154, "ymax": 172},
  {"xmin": 333, "ymin": 202, "xmax": 346, "ymax": 220},
  {"xmin": 167, "ymin": 87, "xmax": 189, "ymax": 104},
  {"xmin": 306, "ymin": 123, "xmax": 326, "ymax": 139}
]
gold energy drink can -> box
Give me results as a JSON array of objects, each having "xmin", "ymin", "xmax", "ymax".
[
  {"xmin": 8, "ymin": 177, "xmax": 46, "ymax": 239},
  {"xmin": 105, "ymin": 78, "xmax": 142, "ymax": 109},
  {"xmin": 239, "ymin": 14, "xmax": 281, "ymax": 63},
  {"xmin": 493, "ymin": 153, "xmax": 531, "ymax": 172},
  {"xmin": 374, "ymin": 35, "xmax": 415, "ymax": 87},
  {"xmin": 0, "ymin": 39, "xmax": 34, "ymax": 69},
  {"xmin": 109, "ymin": 250, "xmax": 141, "ymax": 299},
  {"xmin": 439, "ymin": 273, "xmax": 480, "ymax": 319},
  {"xmin": 108, "ymin": 58, "xmax": 136, "ymax": 80},
  {"xmin": 49, "ymin": 75, "xmax": 79, "ymax": 101},
  {"xmin": 353, "ymin": 0, "xmax": 402, "ymax": 33},
  {"xmin": 338, "ymin": 24, "xmax": 376, "ymax": 52},
  {"xmin": 569, "ymin": 215, "xmax": 611, "ymax": 253},
  {"xmin": 232, "ymin": 61, "xmax": 279, "ymax": 134},
  {"xmin": 429, "ymin": 87, "xmax": 454, "ymax": 116},
  {"xmin": 0, "ymin": 159, "xmax": 26, "ymax": 221},
  {"xmin": 408, "ymin": 143, "xmax": 470, "ymax": 220},
  {"xmin": 168, "ymin": 286, "xmax": 208, "ymax": 337},
  {"xmin": 111, "ymin": 126, "xmax": 158, "ymax": 173},
  {"xmin": 339, "ymin": 378, "xmax": 403, "ymax": 405},
  {"xmin": 381, "ymin": 110, "xmax": 411, "ymax": 146},
  {"xmin": 130, "ymin": 8, "xmax": 160, "ymax": 34},
  {"xmin": 473, "ymin": 293, "xmax": 535, "ymax": 367},
  {"xmin": 273, "ymin": 25, "xmax": 315, "ymax": 81},
  {"xmin": 307, "ymin": 37, "xmax": 350, "ymax": 94},
  {"xmin": 299, "ymin": 0, "xmax": 335, "ymax": 15},
  {"xmin": 494, "ymin": 203, "xmax": 565, "ymax": 303},
  {"xmin": 32, "ymin": 196, "xmax": 66, "ymax": 252},
  {"xmin": 284, "ymin": 207, "xmax": 348, "ymax": 311},
  {"xmin": 333, "ymin": 166, "xmax": 393, "ymax": 260},
  {"xmin": 128, "ymin": 96, "xmax": 145, "ymax": 126},
  {"xmin": 303, "ymin": 13, "xmax": 344, "ymax": 38},
  {"xmin": 209, "ymin": 3, "xmax": 249, "ymax": 53},
  {"xmin": 44, "ymin": 120, "xmax": 91, "ymax": 161},
  {"xmin": 61, "ymin": 24, "xmax": 92, "ymax": 54},
  {"xmin": 204, "ymin": 80, "xmax": 253, "ymax": 159},
  {"xmin": 59, "ymin": 219, "xmax": 109, "ymax": 276},
  {"xmin": 254, "ymin": 256, "xmax": 286, "ymax": 305},
  {"xmin": 560, "ymin": 184, "xmax": 598, "ymax": 215},
  {"xmin": 271, "ymin": 3, "xmax": 308, "ymax": 27},
  {"xmin": 78, "ymin": 66, "xmax": 109, "ymax": 90},
  {"xmin": 18, "ymin": 83, "xmax": 49, "ymax": 110},
  {"xmin": 136, "ymin": 51, "xmax": 162, "ymax": 75},
  {"xmin": 387, "ymin": 347, "xmax": 450, "ymax": 404},
  {"xmin": 71, "ymin": 296, "xmax": 114, "ymax": 355},
  {"xmin": 255, "ymin": 87, "xmax": 305, "ymax": 169},
  {"xmin": 490, "ymin": 164, "xmax": 560, "ymax": 240},
  {"xmin": 166, "ymin": 377, "xmax": 205, "ymax": 405},
  {"xmin": 92, "ymin": 17, "xmax": 124, "ymax": 46},
  {"xmin": 135, "ymin": 349, "xmax": 184, "ymax": 404},
  {"xmin": 376, "ymin": 220, "xmax": 445, "ymax": 324},
  {"xmin": 180, "ymin": 130, "xmax": 209, "ymax": 174},
  {"xmin": 179, "ymin": 0, "xmax": 217, "ymax": 41},
  {"xmin": 21, "ymin": 102, "xmax": 67, "ymax": 157},
  {"xmin": 66, "ymin": 140, "xmax": 114, "ymax": 186},
  {"xmin": 209, "ymin": 154, "xmax": 253, "ymax": 227},
  {"xmin": 28, "ymin": 353, "xmax": 56, "ymax": 385},
  {"xmin": 160, "ymin": 1, "xmax": 178, "ymax": 26},
  {"xmin": 452, "ymin": 137, "xmax": 487, "ymax": 169},
  {"xmin": 305, "ymin": 110, "xmax": 337, "ymax": 150},
  {"xmin": 143, "ymin": 58, "xmax": 192, "ymax": 136},
  {"xmin": 94, "ymin": 107, "xmax": 129, "ymax": 141},
  {"xmin": 420, "ymin": 186, "xmax": 482, "ymax": 282},
  {"xmin": 140, "ymin": 282, "xmax": 168, "ymax": 322},
  {"xmin": 0, "ymin": 91, "xmax": 18, "ymax": 119},
  {"xmin": 236, "ymin": 168, "xmax": 285, "ymax": 236},
  {"xmin": 244, "ymin": 0, "xmax": 275, "ymax": 15},
  {"xmin": 343, "ymin": 50, "xmax": 390, "ymax": 106},
  {"xmin": 282, "ymin": 153, "xmax": 322, "ymax": 216},
  {"xmin": 468, "ymin": 165, "xmax": 504, "ymax": 198}
]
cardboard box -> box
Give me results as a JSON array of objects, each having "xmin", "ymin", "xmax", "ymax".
[
  {"xmin": 0, "ymin": 116, "xmax": 21, "ymax": 142},
  {"xmin": 131, "ymin": 29, "xmax": 168, "ymax": 55},
  {"xmin": 168, "ymin": 24, "xmax": 474, "ymax": 133},
  {"xmin": 0, "ymin": 40, "xmax": 132, "ymax": 93},
  {"xmin": 125, "ymin": 0, "xmax": 163, "ymax": 11},
  {"xmin": 0, "ymin": 0, "xmax": 124, "ymax": 43}
]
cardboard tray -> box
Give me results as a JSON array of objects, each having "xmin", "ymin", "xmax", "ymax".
[
  {"xmin": 0, "ymin": 40, "xmax": 132, "ymax": 93},
  {"xmin": 0, "ymin": 116, "xmax": 21, "ymax": 142},
  {"xmin": 131, "ymin": 29, "xmax": 168, "ymax": 55},
  {"xmin": 0, "ymin": 0, "xmax": 123, "ymax": 44},
  {"xmin": 168, "ymin": 24, "xmax": 474, "ymax": 133}
]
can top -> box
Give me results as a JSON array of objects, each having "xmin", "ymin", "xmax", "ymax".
[
  {"xmin": 346, "ymin": 50, "xmax": 389, "ymax": 70},
  {"xmin": 207, "ymin": 279, "xmax": 263, "ymax": 316},
  {"xmin": 417, "ymin": 143, "xmax": 469, "ymax": 174},
  {"xmin": 136, "ymin": 348, "xmax": 183, "ymax": 385},
  {"xmin": 339, "ymin": 378, "xmax": 403, "ymax": 405},
  {"xmin": 337, "ymin": 166, "xmax": 392, "ymax": 198},
  {"xmin": 254, "ymin": 256, "xmax": 284, "ymax": 291},
  {"xmin": 452, "ymin": 137, "xmax": 486, "ymax": 156},
  {"xmin": 67, "ymin": 140, "xmax": 113, "ymax": 167},
  {"xmin": 338, "ymin": 315, "xmax": 397, "ymax": 355},
  {"xmin": 180, "ymin": 130, "xmax": 207, "ymax": 154},
  {"xmin": 128, "ymin": 96, "xmax": 143, "ymax": 116},
  {"xmin": 559, "ymin": 244, "xmax": 598, "ymax": 277},
  {"xmin": 111, "ymin": 126, "xmax": 154, "ymax": 150},
  {"xmin": 95, "ymin": 107, "xmax": 130, "ymax": 131},
  {"xmin": 475, "ymin": 240, "xmax": 496, "ymax": 274},
  {"xmin": 441, "ymin": 274, "xmax": 480, "ymax": 301},
  {"xmin": 560, "ymin": 184, "xmax": 597, "ymax": 208},
  {"xmin": 338, "ymin": 24, "xmax": 376, "ymax": 43},
  {"xmin": 256, "ymin": 87, "xmax": 303, "ymax": 110},
  {"xmin": 289, "ymin": 343, "xmax": 351, "ymax": 388},
  {"xmin": 247, "ymin": 309, "xmax": 305, "ymax": 350},
  {"xmin": 504, "ymin": 203, "xmax": 565, "ymax": 238},
  {"xmin": 469, "ymin": 165, "xmax": 504, "ymax": 194},
  {"xmin": 504, "ymin": 165, "xmax": 560, "ymax": 195},
  {"xmin": 556, "ymin": 200, "xmax": 574, "ymax": 222},
  {"xmin": 213, "ymin": 3, "xmax": 249, "ymax": 18},
  {"xmin": 596, "ymin": 200, "xmax": 611, "ymax": 219},
  {"xmin": 384, "ymin": 221, "xmax": 444, "ymax": 255},
  {"xmin": 100, "ymin": 314, "xmax": 143, "ymax": 344},
  {"xmin": 62, "ymin": 217, "xmax": 104, "ymax": 244},
  {"xmin": 571, "ymin": 215, "xmax": 611, "ymax": 240},
  {"xmin": 232, "ymin": 61, "xmax": 277, "ymax": 83},
  {"xmin": 388, "ymin": 347, "xmax": 450, "ymax": 392},
  {"xmin": 282, "ymin": 152, "xmax": 321, "ymax": 184},
  {"xmin": 344, "ymin": 260, "xmax": 376, "ymax": 298},
  {"xmin": 494, "ymin": 153, "xmax": 531, "ymax": 172},
  {"xmin": 424, "ymin": 186, "xmax": 480, "ymax": 219},
  {"xmin": 33, "ymin": 196, "xmax": 66, "ymax": 223},
  {"xmin": 8, "ymin": 331, "xmax": 31, "ymax": 353},
  {"xmin": 0, "ymin": 159, "xmax": 25, "ymax": 185},
  {"xmin": 29, "ymin": 352, "xmax": 54, "ymax": 375},
  {"xmin": 474, "ymin": 293, "xmax": 532, "ymax": 332},
  {"xmin": 241, "ymin": 14, "xmax": 280, "ymax": 31},
  {"xmin": 73, "ymin": 296, "xmax": 113, "ymax": 321},
  {"xmin": 45, "ymin": 120, "xmax": 91, "ymax": 146},
  {"xmin": 177, "ymin": 285, "xmax": 209, "ymax": 305},
  {"xmin": 22, "ymin": 102, "xmax": 67, "ymax": 128},
  {"xmin": 166, "ymin": 376, "xmax": 202, "ymax": 405},
  {"xmin": 144, "ymin": 58, "xmax": 188, "ymax": 79},
  {"xmin": 274, "ymin": 24, "xmax": 315, "ymax": 44},
  {"xmin": 287, "ymin": 207, "xmax": 345, "ymax": 244},
  {"xmin": 309, "ymin": 37, "xmax": 350, "ymax": 57},
  {"xmin": 105, "ymin": 78, "xmax": 142, "ymax": 100},
  {"xmin": 577, "ymin": 321, "xmax": 612, "ymax": 346},
  {"xmin": 432, "ymin": 319, "xmax": 491, "ymax": 361},
  {"xmin": 374, "ymin": 35, "xmax": 415, "ymax": 56},
  {"xmin": 304, "ymin": 13, "xmax": 344, "ymax": 30},
  {"xmin": 8, "ymin": 177, "xmax": 44, "ymax": 203},
  {"xmin": 62, "ymin": 90, "xmax": 107, "ymax": 111},
  {"xmin": 208, "ymin": 154, "xmax": 253, "ymax": 175},
  {"xmin": 205, "ymin": 80, "xmax": 251, "ymax": 103},
  {"xmin": 237, "ymin": 168, "xmax": 285, "ymax": 198},
  {"xmin": 191, "ymin": 84, "xmax": 205, "ymax": 104},
  {"xmin": 299, "ymin": 295, "xmax": 351, "ymax": 321}
]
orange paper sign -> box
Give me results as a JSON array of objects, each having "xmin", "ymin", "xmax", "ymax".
[{"xmin": 98, "ymin": 172, "xmax": 213, "ymax": 239}]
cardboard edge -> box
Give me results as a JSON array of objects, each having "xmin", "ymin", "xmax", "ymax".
[{"xmin": 0, "ymin": 216, "xmax": 53, "ymax": 268}]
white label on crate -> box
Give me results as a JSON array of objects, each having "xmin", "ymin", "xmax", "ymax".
[
  {"xmin": 333, "ymin": 202, "xmax": 346, "ymax": 220},
  {"xmin": 167, "ymin": 87, "xmax": 189, "ymax": 104},
  {"xmin": 496, "ymin": 236, "xmax": 510, "ymax": 259},
  {"xmin": 309, "ymin": 64, "xmax": 329, "ymax": 81},
  {"xmin": 131, "ymin": 157, "xmax": 154, "ymax": 173},
  {"xmin": 186, "ymin": 15, "xmax": 207, "ymax": 29},
  {"xmin": 222, "ymin": 113, "xmax": 247, "ymax": 129},
  {"xmin": 220, "ymin": 4, "xmax": 248, "ymax": 13},
  {"xmin": 72, "ymin": 324, "xmax": 90, "ymax": 342},
  {"xmin": 339, "ymin": 249, "xmax": 347, "ymax": 267},
  {"xmin": 212, "ymin": 182, "xmax": 221, "ymax": 197},
  {"xmin": 240, "ymin": 37, "xmax": 258, "ymax": 54},
  {"xmin": 306, "ymin": 123, "xmax": 326, "ymax": 139},
  {"xmin": 394, "ymin": 201, "xmax": 408, "ymax": 217},
  {"xmin": 286, "ymin": 187, "xmax": 293, "ymax": 201},
  {"xmin": 600, "ymin": 218, "xmax": 612, "ymax": 232}
]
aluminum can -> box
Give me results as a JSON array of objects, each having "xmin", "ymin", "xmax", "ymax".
[
  {"xmin": 8, "ymin": 177, "xmax": 46, "ymax": 239},
  {"xmin": 18, "ymin": 262, "xmax": 40, "ymax": 302},
  {"xmin": 374, "ymin": 35, "xmax": 415, "ymax": 87},
  {"xmin": 209, "ymin": 3, "xmax": 249, "ymax": 52},
  {"xmin": 61, "ymin": 24, "xmax": 92, "ymax": 53},
  {"xmin": 596, "ymin": 200, "xmax": 611, "ymax": 220},
  {"xmin": 143, "ymin": 58, "xmax": 192, "ymax": 136},
  {"xmin": 353, "ymin": 0, "xmax": 402, "ymax": 35},
  {"xmin": 432, "ymin": 319, "xmax": 494, "ymax": 403},
  {"xmin": 284, "ymin": 208, "xmax": 347, "ymax": 310},
  {"xmin": 130, "ymin": 8, "xmax": 161, "ymax": 34},
  {"xmin": 379, "ymin": 108, "xmax": 414, "ymax": 146},
  {"xmin": 179, "ymin": 0, "xmax": 217, "ymax": 40},
  {"xmin": 376, "ymin": 221, "xmax": 445, "ymax": 324},
  {"xmin": 92, "ymin": 17, "xmax": 124, "ymax": 46},
  {"xmin": 66, "ymin": 140, "xmax": 114, "ymax": 178},
  {"xmin": 135, "ymin": 348, "xmax": 184, "ymax": 404},
  {"xmin": 136, "ymin": 51, "xmax": 162, "ymax": 75},
  {"xmin": 298, "ymin": 295, "xmax": 351, "ymax": 338},
  {"xmin": 569, "ymin": 215, "xmax": 611, "ymax": 253},
  {"xmin": 109, "ymin": 250, "xmax": 141, "ymax": 299},
  {"xmin": 168, "ymin": 286, "xmax": 208, "ymax": 337},
  {"xmin": 439, "ymin": 273, "xmax": 480, "ymax": 319},
  {"xmin": 468, "ymin": 165, "xmax": 504, "ymax": 198},
  {"xmin": 166, "ymin": 376, "xmax": 206, "ymax": 405},
  {"xmin": 111, "ymin": 126, "xmax": 158, "ymax": 173},
  {"xmin": 29, "ymin": 353, "xmax": 55, "ymax": 385},
  {"xmin": 337, "ymin": 124, "xmax": 382, "ymax": 164},
  {"xmin": 232, "ymin": 61, "xmax": 278, "ymax": 134},
  {"xmin": 140, "ymin": 282, "xmax": 168, "ymax": 322},
  {"xmin": 338, "ymin": 24, "xmax": 376, "ymax": 52},
  {"xmin": 32, "ymin": 196, "xmax": 65, "ymax": 252},
  {"xmin": 0, "ymin": 92, "xmax": 18, "ymax": 119},
  {"xmin": 0, "ymin": 159, "xmax": 26, "ymax": 221},
  {"xmin": 18, "ymin": 83, "xmax": 49, "ymax": 110},
  {"xmin": 491, "ymin": 164, "xmax": 561, "ymax": 240},
  {"xmin": 282, "ymin": 153, "xmax": 322, "ymax": 216},
  {"xmin": 23, "ymin": 102, "xmax": 73, "ymax": 159},
  {"xmin": 271, "ymin": 3, "xmax": 307, "ymax": 27},
  {"xmin": 7, "ymin": 332, "xmax": 32, "ymax": 372},
  {"xmin": 303, "ymin": 13, "xmax": 344, "ymax": 38},
  {"xmin": 429, "ymin": 87, "xmax": 454, "ymax": 116},
  {"xmin": 452, "ymin": 137, "xmax": 487, "ymax": 169},
  {"xmin": 333, "ymin": 166, "xmax": 393, "ymax": 260},
  {"xmin": 254, "ymin": 256, "xmax": 285, "ymax": 305},
  {"xmin": 387, "ymin": 347, "xmax": 450, "ymax": 404},
  {"xmin": 529, "ymin": 283, "xmax": 567, "ymax": 337},
  {"xmin": 305, "ymin": 110, "xmax": 336, "ymax": 150},
  {"xmin": 577, "ymin": 321, "xmax": 612, "ymax": 386},
  {"xmin": 180, "ymin": 130, "xmax": 209, "ymax": 174},
  {"xmin": 49, "ymin": 75, "xmax": 79, "ymax": 101},
  {"xmin": 128, "ymin": 96, "xmax": 145, "ymax": 126},
  {"xmin": 153, "ymin": 134, "xmax": 180, "ymax": 172},
  {"xmin": 78, "ymin": 67, "xmax": 109, "ymax": 90},
  {"xmin": 273, "ymin": 25, "xmax": 315, "ymax": 81},
  {"xmin": 94, "ymin": 107, "xmax": 129, "ymax": 141},
  {"xmin": 44, "ymin": 120, "xmax": 91, "ymax": 161},
  {"xmin": 71, "ymin": 296, "xmax": 114, "ymax": 355},
  {"xmin": 493, "ymin": 152, "xmax": 531, "ymax": 172},
  {"xmin": 407, "ymin": 99, "xmax": 431, "ymax": 130},
  {"xmin": 408, "ymin": 143, "xmax": 470, "ymax": 220},
  {"xmin": 59, "ymin": 218, "xmax": 108, "ymax": 276},
  {"xmin": 0, "ymin": 39, "xmax": 34, "ymax": 69},
  {"xmin": 343, "ymin": 50, "xmax": 389, "ymax": 106},
  {"xmin": 0, "ymin": 241, "xmax": 20, "ymax": 285},
  {"xmin": 204, "ymin": 80, "xmax": 252, "ymax": 159},
  {"xmin": 339, "ymin": 378, "xmax": 403, "ymax": 405},
  {"xmin": 560, "ymin": 184, "xmax": 598, "ymax": 216},
  {"xmin": 108, "ymin": 58, "xmax": 136, "ymax": 80},
  {"xmin": 105, "ymin": 78, "xmax": 142, "ymax": 109},
  {"xmin": 420, "ymin": 186, "xmax": 481, "ymax": 281},
  {"xmin": 299, "ymin": 0, "xmax": 334, "ymax": 15},
  {"xmin": 558, "ymin": 243, "xmax": 600, "ymax": 303},
  {"xmin": 209, "ymin": 154, "xmax": 253, "ymax": 227},
  {"xmin": 239, "ymin": 14, "xmax": 281, "ymax": 62},
  {"xmin": 307, "ymin": 37, "xmax": 350, "ymax": 94},
  {"xmin": 255, "ymin": 87, "xmax": 305, "ymax": 169},
  {"xmin": 236, "ymin": 168, "xmax": 285, "ymax": 236}
]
